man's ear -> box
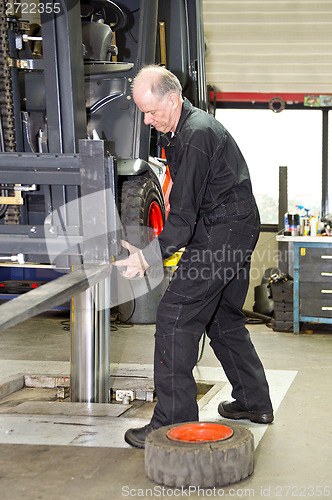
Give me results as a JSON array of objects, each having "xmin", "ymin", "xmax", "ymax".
[{"xmin": 168, "ymin": 93, "xmax": 180, "ymax": 108}]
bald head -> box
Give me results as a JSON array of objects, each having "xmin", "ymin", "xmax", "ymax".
[
  {"xmin": 132, "ymin": 65, "xmax": 183, "ymax": 134},
  {"xmin": 133, "ymin": 65, "xmax": 182, "ymax": 99}
]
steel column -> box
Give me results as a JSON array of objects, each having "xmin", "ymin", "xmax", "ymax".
[
  {"xmin": 70, "ymin": 277, "xmax": 111, "ymax": 403},
  {"xmin": 278, "ymin": 166, "xmax": 288, "ymax": 274},
  {"xmin": 69, "ymin": 140, "xmax": 117, "ymax": 403}
]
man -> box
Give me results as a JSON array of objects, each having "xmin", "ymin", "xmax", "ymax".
[{"xmin": 114, "ymin": 65, "xmax": 273, "ymax": 449}]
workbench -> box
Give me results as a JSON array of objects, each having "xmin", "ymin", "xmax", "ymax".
[{"xmin": 276, "ymin": 236, "xmax": 332, "ymax": 333}]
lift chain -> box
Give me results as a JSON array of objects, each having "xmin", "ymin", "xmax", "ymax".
[{"xmin": 0, "ymin": 0, "xmax": 20, "ymax": 224}]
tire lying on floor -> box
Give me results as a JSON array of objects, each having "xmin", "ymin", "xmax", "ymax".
[{"xmin": 145, "ymin": 422, "xmax": 254, "ymax": 488}]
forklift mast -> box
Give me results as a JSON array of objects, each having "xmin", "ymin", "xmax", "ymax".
[{"xmin": 0, "ymin": 0, "xmax": 206, "ymax": 241}]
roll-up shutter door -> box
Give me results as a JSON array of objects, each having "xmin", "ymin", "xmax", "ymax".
[{"xmin": 203, "ymin": 0, "xmax": 332, "ymax": 93}]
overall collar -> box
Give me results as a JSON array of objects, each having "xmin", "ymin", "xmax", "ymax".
[
  {"xmin": 159, "ymin": 97, "xmax": 193, "ymax": 147},
  {"xmin": 175, "ymin": 97, "xmax": 193, "ymax": 135}
]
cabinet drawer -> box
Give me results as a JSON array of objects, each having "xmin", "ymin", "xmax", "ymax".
[
  {"xmin": 300, "ymin": 282, "xmax": 332, "ymax": 298},
  {"xmin": 299, "ymin": 247, "xmax": 332, "ymax": 262},
  {"xmin": 300, "ymin": 298, "xmax": 332, "ymax": 318},
  {"xmin": 299, "ymin": 247, "xmax": 332, "ymax": 281}
]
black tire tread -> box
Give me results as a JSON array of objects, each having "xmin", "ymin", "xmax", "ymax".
[
  {"xmin": 120, "ymin": 172, "xmax": 165, "ymax": 248},
  {"xmin": 145, "ymin": 422, "xmax": 254, "ymax": 488}
]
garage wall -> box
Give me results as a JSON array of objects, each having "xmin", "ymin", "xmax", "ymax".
[
  {"xmin": 202, "ymin": 0, "xmax": 332, "ymax": 93},
  {"xmin": 244, "ymin": 232, "xmax": 279, "ymax": 310}
]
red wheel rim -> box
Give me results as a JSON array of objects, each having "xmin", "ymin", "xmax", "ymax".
[
  {"xmin": 167, "ymin": 423, "xmax": 233, "ymax": 443},
  {"xmin": 148, "ymin": 201, "xmax": 163, "ymax": 239}
]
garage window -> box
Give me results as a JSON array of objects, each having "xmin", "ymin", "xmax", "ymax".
[{"xmin": 216, "ymin": 109, "xmax": 323, "ymax": 225}]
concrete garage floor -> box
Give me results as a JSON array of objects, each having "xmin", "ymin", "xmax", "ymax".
[{"xmin": 0, "ymin": 310, "xmax": 331, "ymax": 500}]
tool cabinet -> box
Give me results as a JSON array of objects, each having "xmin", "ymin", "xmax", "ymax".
[{"xmin": 276, "ymin": 236, "xmax": 332, "ymax": 333}]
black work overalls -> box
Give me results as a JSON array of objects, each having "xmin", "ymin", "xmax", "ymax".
[{"xmin": 142, "ymin": 99, "xmax": 273, "ymax": 428}]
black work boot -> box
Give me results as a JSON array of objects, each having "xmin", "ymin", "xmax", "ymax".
[
  {"xmin": 218, "ymin": 400, "xmax": 274, "ymax": 424},
  {"xmin": 124, "ymin": 423, "xmax": 155, "ymax": 448}
]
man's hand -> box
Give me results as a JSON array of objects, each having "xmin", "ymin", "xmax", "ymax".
[{"xmin": 113, "ymin": 240, "xmax": 149, "ymax": 279}]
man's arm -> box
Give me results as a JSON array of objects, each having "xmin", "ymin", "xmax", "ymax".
[{"xmin": 142, "ymin": 139, "xmax": 211, "ymax": 266}]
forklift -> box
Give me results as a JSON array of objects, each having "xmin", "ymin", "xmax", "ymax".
[{"xmin": 0, "ymin": 0, "xmax": 207, "ymax": 401}]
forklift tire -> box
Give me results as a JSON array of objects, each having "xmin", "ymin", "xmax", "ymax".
[
  {"xmin": 118, "ymin": 172, "xmax": 167, "ymax": 323},
  {"xmin": 145, "ymin": 422, "xmax": 254, "ymax": 488},
  {"xmin": 120, "ymin": 172, "xmax": 165, "ymax": 248}
]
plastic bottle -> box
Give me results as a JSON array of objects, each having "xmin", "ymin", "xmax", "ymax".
[
  {"xmin": 287, "ymin": 210, "xmax": 300, "ymax": 236},
  {"xmin": 284, "ymin": 212, "xmax": 289, "ymax": 233},
  {"xmin": 296, "ymin": 205, "xmax": 306, "ymax": 235},
  {"xmin": 310, "ymin": 216, "xmax": 318, "ymax": 237},
  {"xmin": 303, "ymin": 209, "xmax": 310, "ymax": 236},
  {"xmin": 314, "ymin": 211, "xmax": 323, "ymax": 235}
]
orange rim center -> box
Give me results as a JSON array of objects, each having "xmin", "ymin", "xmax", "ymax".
[
  {"xmin": 147, "ymin": 201, "xmax": 163, "ymax": 240},
  {"xmin": 167, "ymin": 423, "xmax": 233, "ymax": 443}
]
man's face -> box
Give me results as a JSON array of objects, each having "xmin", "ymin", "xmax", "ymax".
[{"xmin": 133, "ymin": 83, "xmax": 177, "ymax": 134}]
